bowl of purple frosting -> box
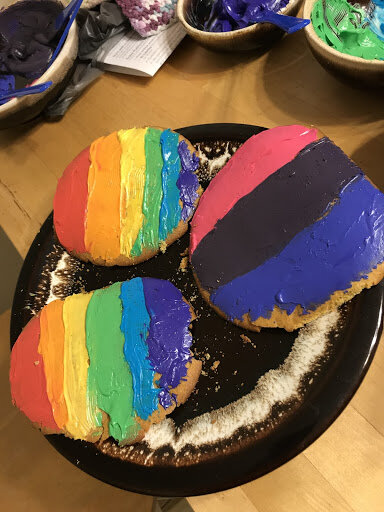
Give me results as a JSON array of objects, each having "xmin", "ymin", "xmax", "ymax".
[
  {"xmin": 177, "ymin": 0, "xmax": 304, "ymax": 51},
  {"xmin": 0, "ymin": 0, "xmax": 78, "ymax": 128}
]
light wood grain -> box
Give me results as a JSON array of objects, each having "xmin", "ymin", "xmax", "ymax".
[{"xmin": 1, "ymin": 27, "xmax": 384, "ymax": 512}]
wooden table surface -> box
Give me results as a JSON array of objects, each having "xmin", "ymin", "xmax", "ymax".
[{"xmin": 1, "ymin": 28, "xmax": 384, "ymax": 512}]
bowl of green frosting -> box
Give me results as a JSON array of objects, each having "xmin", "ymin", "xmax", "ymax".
[{"xmin": 304, "ymin": 0, "xmax": 384, "ymax": 87}]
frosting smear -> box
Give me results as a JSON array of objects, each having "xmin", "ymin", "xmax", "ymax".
[
  {"xmin": 10, "ymin": 278, "xmax": 195, "ymax": 444},
  {"xmin": 311, "ymin": 0, "xmax": 384, "ymax": 60},
  {"xmin": 54, "ymin": 127, "xmax": 200, "ymax": 262}
]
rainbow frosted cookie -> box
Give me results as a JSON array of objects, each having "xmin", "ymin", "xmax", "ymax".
[
  {"xmin": 10, "ymin": 278, "xmax": 201, "ymax": 445},
  {"xmin": 54, "ymin": 127, "xmax": 202, "ymax": 266},
  {"xmin": 190, "ymin": 125, "xmax": 384, "ymax": 331}
]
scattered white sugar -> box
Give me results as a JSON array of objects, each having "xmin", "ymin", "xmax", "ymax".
[
  {"xmin": 46, "ymin": 252, "xmax": 70, "ymax": 304},
  {"xmin": 198, "ymin": 142, "xmax": 233, "ymax": 180},
  {"xmin": 144, "ymin": 310, "xmax": 339, "ymax": 452}
]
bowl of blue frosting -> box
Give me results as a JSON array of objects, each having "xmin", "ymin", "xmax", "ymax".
[
  {"xmin": 304, "ymin": 0, "xmax": 384, "ymax": 87},
  {"xmin": 177, "ymin": 0, "xmax": 304, "ymax": 51},
  {"xmin": 0, "ymin": 0, "xmax": 78, "ymax": 128}
]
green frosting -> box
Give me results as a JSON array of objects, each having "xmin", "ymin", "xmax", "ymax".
[
  {"xmin": 86, "ymin": 282, "xmax": 139, "ymax": 442},
  {"xmin": 131, "ymin": 128, "xmax": 164, "ymax": 257},
  {"xmin": 311, "ymin": 0, "xmax": 384, "ymax": 60}
]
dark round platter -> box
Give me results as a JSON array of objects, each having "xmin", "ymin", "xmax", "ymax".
[{"xmin": 10, "ymin": 123, "xmax": 384, "ymax": 497}]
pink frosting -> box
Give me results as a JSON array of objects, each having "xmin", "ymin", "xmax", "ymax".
[{"xmin": 190, "ymin": 125, "xmax": 319, "ymax": 255}]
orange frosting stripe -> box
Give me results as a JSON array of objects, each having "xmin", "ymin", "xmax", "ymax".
[
  {"xmin": 38, "ymin": 300, "xmax": 68, "ymax": 430},
  {"xmin": 84, "ymin": 132, "xmax": 122, "ymax": 261}
]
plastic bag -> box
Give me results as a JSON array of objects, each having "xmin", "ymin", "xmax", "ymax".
[{"xmin": 43, "ymin": 1, "xmax": 128, "ymax": 119}]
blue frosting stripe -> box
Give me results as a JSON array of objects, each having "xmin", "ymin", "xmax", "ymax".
[
  {"xmin": 120, "ymin": 278, "xmax": 159, "ymax": 420},
  {"xmin": 142, "ymin": 278, "xmax": 193, "ymax": 410},
  {"xmin": 159, "ymin": 130, "xmax": 182, "ymax": 241},
  {"xmin": 211, "ymin": 176, "xmax": 384, "ymax": 321}
]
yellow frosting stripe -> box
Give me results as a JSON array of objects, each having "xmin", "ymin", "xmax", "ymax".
[
  {"xmin": 63, "ymin": 292, "xmax": 98, "ymax": 440},
  {"xmin": 84, "ymin": 132, "xmax": 122, "ymax": 262},
  {"xmin": 38, "ymin": 300, "xmax": 68, "ymax": 430},
  {"xmin": 118, "ymin": 128, "xmax": 147, "ymax": 257}
]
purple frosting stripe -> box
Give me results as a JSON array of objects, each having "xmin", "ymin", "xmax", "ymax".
[
  {"xmin": 142, "ymin": 278, "xmax": 193, "ymax": 409},
  {"xmin": 211, "ymin": 175, "xmax": 384, "ymax": 321},
  {"xmin": 177, "ymin": 140, "xmax": 200, "ymax": 221}
]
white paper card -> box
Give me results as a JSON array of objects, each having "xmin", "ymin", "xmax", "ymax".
[{"xmin": 93, "ymin": 22, "xmax": 186, "ymax": 77}]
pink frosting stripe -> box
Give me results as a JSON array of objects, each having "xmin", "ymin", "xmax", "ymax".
[{"xmin": 190, "ymin": 125, "xmax": 318, "ymax": 255}]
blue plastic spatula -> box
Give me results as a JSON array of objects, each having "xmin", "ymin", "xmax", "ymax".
[
  {"xmin": 248, "ymin": 9, "xmax": 310, "ymax": 33},
  {"xmin": 55, "ymin": 0, "xmax": 83, "ymax": 30},
  {"xmin": 0, "ymin": 81, "xmax": 52, "ymax": 103},
  {"xmin": 48, "ymin": 0, "xmax": 84, "ymax": 66},
  {"xmin": 222, "ymin": 0, "xmax": 310, "ymax": 33}
]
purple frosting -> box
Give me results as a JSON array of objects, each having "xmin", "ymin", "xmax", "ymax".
[
  {"xmin": 142, "ymin": 278, "xmax": 193, "ymax": 409},
  {"xmin": 176, "ymin": 140, "xmax": 200, "ymax": 222},
  {"xmin": 0, "ymin": 0, "xmax": 63, "ymax": 79},
  {"xmin": 211, "ymin": 176, "xmax": 384, "ymax": 321},
  {"xmin": 0, "ymin": 74, "xmax": 15, "ymax": 105}
]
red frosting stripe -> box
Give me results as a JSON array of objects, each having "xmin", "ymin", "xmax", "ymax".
[
  {"xmin": 9, "ymin": 316, "xmax": 59, "ymax": 432},
  {"xmin": 190, "ymin": 125, "xmax": 319, "ymax": 255},
  {"xmin": 53, "ymin": 147, "xmax": 90, "ymax": 254}
]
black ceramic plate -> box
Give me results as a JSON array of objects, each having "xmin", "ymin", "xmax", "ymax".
[{"xmin": 10, "ymin": 124, "xmax": 384, "ymax": 497}]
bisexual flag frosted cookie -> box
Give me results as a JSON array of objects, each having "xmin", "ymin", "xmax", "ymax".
[
  {"xmin": 54, "ymin": 127, "xmax": 202, "ymax": 266},
  {"xmin": 190, "ymin": 125, "xmax": 384, "ymax": 331},
  {"xmin": 10, "ymin": 278, "xmax": 201, "ymax": 445}
]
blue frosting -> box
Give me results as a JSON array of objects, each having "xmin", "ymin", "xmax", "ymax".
[
  {"xmin": 177, "ymin": 140, "xmax": 200, "ymax": 221},
  {"xmin": 120, "ymin": 278, "xmax": 159, "ymax": 420},
  {"xmin": 159, "ymin": 130, "xmax": 182, "ymax": 241},
  {"xmin": 211, "ymin": 176, "xmax": 384, "ymax": 321}
]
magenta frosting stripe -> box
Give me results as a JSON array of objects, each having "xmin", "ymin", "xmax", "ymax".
[{"xmin": 190, "ymin": 125, "xmax": 318, "ymax": 255}]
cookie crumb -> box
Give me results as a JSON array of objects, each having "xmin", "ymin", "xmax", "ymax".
[
  {"xmin": 240, "ymin": 334, "xmax": 257, "ymax": 349},
  {"xmin": 240, "ymin": 334, "xmax": 252, "ymax": 344},
  {"xmin": 211, "ymin": 361, "xmax": 220, "ymax": 371},
  {"xmin": 34, "ymin": 360, "xmax": 39, "ymax": 366},
  {"xmin": 205, "ymin": 353, "xmax": 211, "ymax": 360},
  {"xmin": 179, "ymin": 256, "xmax": 188, "ymax": 273},
  {"xmin": 180, "ymin": 248, "xmax": 189, "ymax": 257},
  {"xmin": 159, "ymin": 241, "xmax": 167, "ymax": 253}
]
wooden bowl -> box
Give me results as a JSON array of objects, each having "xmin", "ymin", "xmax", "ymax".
[
  {"xmin": 0, "ymin": 0, "xmax": 78, "ymax": 129},
  {"xmin": 177, "ymin": 0, "xmax": 303, "ymax": 51},
  {"xmin": 303, "ymin": 0, "xmax": 384, "ymax": 87}
]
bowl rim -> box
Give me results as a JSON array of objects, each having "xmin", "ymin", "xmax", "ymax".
[
  {"xmin": 0, "ymin": 0, "xmax": 78, "ymax": 113},
  {"xmin": 303, "ymin": 0, "xmax": 384, "ymax": 67},
  {"xmin": 177, "ymin": 0, "xmax": 302, "ymax": 38}
]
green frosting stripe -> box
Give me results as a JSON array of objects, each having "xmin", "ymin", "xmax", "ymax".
[
  {"xmin": 131, "ymin": 128, "xmax": 164, "ymax": 257},
  {"xmin": 311, "ymin": 0, "xmax": 384, "ymax": 60},
  {"xmin": 85, "ymin": 282, "xmax": 139, "ymax": 442}
]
